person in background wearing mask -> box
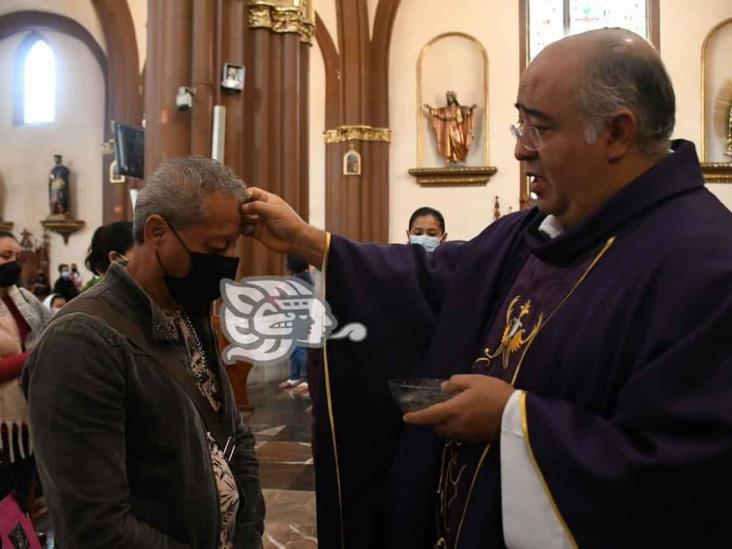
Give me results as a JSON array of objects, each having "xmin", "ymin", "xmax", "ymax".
[
  {"xmin": 0, "ymin": 231, "xmax": 49, "ymax": 517},
  {"xmin": 23, "ymin": 157, "xmax": 264, "ymax": 548},
  {"xmin": 407, "ymin": 206, "xmax": 447, "ymax": 252},
  {"xmin": 52, "ymin": 263, "xmax": 78, "ymax": 302},
  {"xmin": 42, "ymin": 293, "xmax": 66, "ymax": 315},
  {"xmin": 69, "ymin": 263, "xmax": 83, "ymax": 292},
  {"xmin": 82, "ymin": 221, "xmax": 136, "ymax": 291}
]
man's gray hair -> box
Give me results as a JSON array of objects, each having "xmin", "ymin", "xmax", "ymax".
[
  {"xmin": 578, "ymin": 29, "xmax": 675, "ymax": 156},
  {"xmin": 133, "ymin": 156, "xmax": 246, "ymax": 243}
]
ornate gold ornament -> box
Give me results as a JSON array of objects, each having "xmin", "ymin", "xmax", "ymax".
[
  {"xmin": 248, "ymin": 0, "xmax": 315, "ymax": 43},
  {"xmin": 323, "ymin": 125, "xmax": 392, "ymax": 144},
  {"xmin": 407, "ymin": 166, "xmax": 497, "ymax": 187},
  {"xmin": 701, "ymin": 162, "xmax": 732, "ymax": 183}
]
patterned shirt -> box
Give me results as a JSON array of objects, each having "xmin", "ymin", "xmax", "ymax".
[{"xmin": 168, "ymin": 310, "xmax": 240, "ymax": 549}]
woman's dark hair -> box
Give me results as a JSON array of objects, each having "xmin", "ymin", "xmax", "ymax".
[
  {"xmin": 0, "ymin": 231, "xmax": 17, "ymax": 242},
  {"xmin": 85, "ymin": 221, "xmax": 134, "ymax": 275},
  {"xmin": 408, "ymin": 207, "xmax": 446, "ymax": 234}
]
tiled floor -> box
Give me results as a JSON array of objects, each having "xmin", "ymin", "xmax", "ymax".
[
  {"xmin": 244, "ymin": 361, "xmax": 317, "ymax": 547},
  {"xmin": 35, "ymin": 361, "xmax": 317, "ymax": 548}
]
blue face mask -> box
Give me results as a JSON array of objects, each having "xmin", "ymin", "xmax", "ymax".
[{"xmin": 409, "ymin": 234, "xmax": 441, "ymax": 253}]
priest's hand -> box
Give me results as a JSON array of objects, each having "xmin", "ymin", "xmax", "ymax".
[
  {"xmin": 241, "ymin": 187, "xmax": 327, "ymax": 268},
  {"xmin": 403, "ymin": 374, "xmax": 514, "ymax": 442}
]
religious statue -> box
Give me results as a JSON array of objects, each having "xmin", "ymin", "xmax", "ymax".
[
  {"xmin": 424, "ymin": 91, "xmax": 477, "ymax": 164},
  {"xmin": 48, "ymin": 154, "xmax": 70, "ymax": 217}
]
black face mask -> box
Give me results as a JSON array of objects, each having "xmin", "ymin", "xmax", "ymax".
[
  {"xmin": 0, "ymin": 262, "xmax": 21, "ymax": 288},
  {"xmin": 157, "ymin": 224, "xmax": 239, "ymax": 315}
]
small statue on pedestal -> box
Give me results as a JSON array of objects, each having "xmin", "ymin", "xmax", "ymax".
[
  {"xmin": 48, "ymin": 154, "xmax": 70, "ymax": 217},
  {"xmin": 424, "ymin": 91, "xmax": 477, "ymax": 164},
  {"xmin": 42, "ymin": 154, "xmax": 84, "ymax": 244}
]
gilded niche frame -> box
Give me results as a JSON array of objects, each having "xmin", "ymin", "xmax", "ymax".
[
  {"xmin": 700, "ymin": 17, "xmax": 732, "ymax": 183},
  {"xmin": 409, "ymin": 32, "xmax": 497, "ymax": 187}
]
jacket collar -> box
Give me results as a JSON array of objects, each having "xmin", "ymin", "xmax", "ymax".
[
  {"xmin": 523, "ymin": 139, "xmax": 704, "ymax": 263},
  {"xmin": 104, "ymin": 263, "xmax": 180, "ymax": 342}
]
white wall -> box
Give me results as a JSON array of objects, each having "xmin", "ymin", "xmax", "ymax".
[
  {"xmin": 127, "ymin": 0, "xmax": 147, "ymax": 72},
  {"xmin": 660, "ymin": 0, "xmax": 732, "ymax": 208},
  {"xmin": 0, "ymin": 29, "xmax": 104, "ymax": 282},
  {"xmin": 388, "ymin": 0, "xmax": 520, "ymax": 242}
]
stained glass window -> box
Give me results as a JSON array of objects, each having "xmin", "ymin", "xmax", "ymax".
[{"xmin": 529, "ymin": 0, "xmax": 648, "ymax": 60}]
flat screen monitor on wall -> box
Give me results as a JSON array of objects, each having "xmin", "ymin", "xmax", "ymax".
[{"xmin": 113, "ymin": 122, "xmax": 144, "ymax": 179}]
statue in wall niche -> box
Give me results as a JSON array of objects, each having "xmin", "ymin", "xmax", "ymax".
[
  {"xmin": 424, "ymin": 91, "xmax": 477, "ymax": 164},
  {"xmin": 48, "ymin": 154, "xmax": 70, "ymax": 217}
]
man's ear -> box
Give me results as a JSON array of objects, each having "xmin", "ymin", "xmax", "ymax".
[
  {"xmin": 441, "ymin": 233, "xmax": 448, "ymax": 242},
  {"xmin": 605, "ymin": 109, "xmax": 637, "ymax": 162},
  {"xmin": 144, "ymin": 215, "xmax": 168, "ymax": 247}
]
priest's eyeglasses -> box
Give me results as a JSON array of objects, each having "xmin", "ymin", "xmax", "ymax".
[{"xmin": 510, "ymin": 122, "xmax": 544, "ymax": 151}]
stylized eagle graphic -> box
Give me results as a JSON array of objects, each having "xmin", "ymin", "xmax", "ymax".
[{"xmin": 220, "ymin": 277, "xmax": 366, "ymax": 365}]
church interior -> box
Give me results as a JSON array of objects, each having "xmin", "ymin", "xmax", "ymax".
[{"xmin": 1, "ymin": 0, "xmax": 732, "ymax": 547}]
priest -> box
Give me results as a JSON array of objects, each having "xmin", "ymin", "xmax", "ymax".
[{"xmin": 242, "ymin": 29, "xmax": 732, "ymax": 548}]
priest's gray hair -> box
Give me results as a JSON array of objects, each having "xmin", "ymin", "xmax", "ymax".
[
  {"xmin": 578, "ymin": 29, "xmax": 675, "ymax": 157},
  {"xmin": 133, "ymin": 156, "xmax": 246, "ymax": 244}
]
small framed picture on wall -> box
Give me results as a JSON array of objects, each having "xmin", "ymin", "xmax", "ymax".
[{"xmin": 343, "ymin": 146, "xmax": 361, "ymax": 176}]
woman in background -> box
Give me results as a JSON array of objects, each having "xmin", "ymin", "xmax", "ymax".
[
  {"xmin": 0, "ymin": 231, "xmax": 49, "ymax": 513},
  {"xmin": 407, "ymin": 206, "xmax": 447, "ymax": 252},
  {"xmin": 82, "ymin": 221, "xmax": 135, "ymax": 291}
]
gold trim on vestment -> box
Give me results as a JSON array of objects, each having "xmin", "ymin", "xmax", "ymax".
[
  {"xmin": 321, "ymin": 231, "xmax": 345, "ymax": 549},
  {"xmin": 323, "ymin": 125, "xmax": 392, "ymax": 144},
  {"xmin": 510, "ymin": 236, "xmax": 616, "ymax": 386},
  {"xmin": 449, "ymin": 235, "xmax": 616, "ymax": 548},
  {"xmin": 452, "ymin": 443, "xmax": 491, "ymax": 548},
  {"xmin": 520, "ymin": 391, "xmax": 578, "ymax": 548}
]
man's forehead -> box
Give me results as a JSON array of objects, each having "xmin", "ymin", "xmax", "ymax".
[
  {"xmin": 201, "ymin": 213, "xmax": 240, "ymax": 240},
  {"xmin": 517, "ymin": 51, "xmax": 582, "ymax": 113}
]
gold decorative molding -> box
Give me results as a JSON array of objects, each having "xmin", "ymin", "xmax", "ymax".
[
  {"xmin": 323, "ymin": 125, "xmax": 391, "ymax": 144},
  {"xmin": 701, "ymin": 162, "xmax": 732, "ymax": 183},
  {"xmin": 248, "ymin": 0, "xmax": 315, "ymax": 44},
  {"xmin": 408, "ymin": 166, "xmax": 497, "ymax": 187}
]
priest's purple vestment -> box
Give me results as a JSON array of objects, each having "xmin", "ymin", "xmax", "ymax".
[{"xmin": 309, "ymin": 140, "xmax": 732, "ymax": 548}]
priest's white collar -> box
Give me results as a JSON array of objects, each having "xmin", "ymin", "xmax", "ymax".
[{"xmin": 538, "ymin": 214, "xmax": 564, "ymax": 240}]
